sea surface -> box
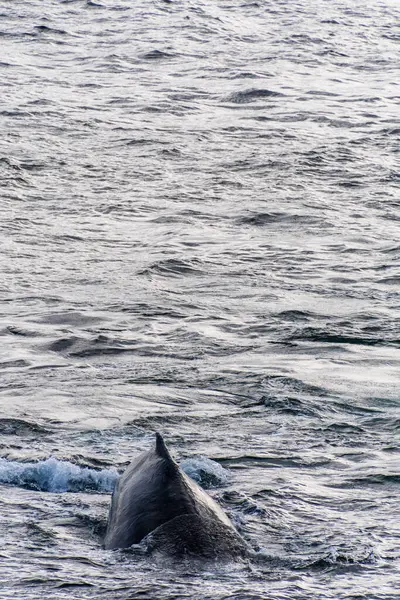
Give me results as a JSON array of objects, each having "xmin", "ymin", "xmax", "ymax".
[{"xmin": 1, "ymin": 0, "xmax": 399, "ymax": 598}]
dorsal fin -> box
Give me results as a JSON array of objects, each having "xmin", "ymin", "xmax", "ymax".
[{"xmin": 155, "ymin": 432, "xmax": 175, "ymax": 463}]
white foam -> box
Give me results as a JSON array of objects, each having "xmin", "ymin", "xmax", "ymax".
[
  {"xmin": 181, "ymin": 456, "xmax": 230, "ymax": 488},
  {"xmin": 0, "ymin": 455, "xmax": 229, "ymax": 493},
  {"xmin": 0, "ymin": 457, "xmax": 118, "ymax": 493}
]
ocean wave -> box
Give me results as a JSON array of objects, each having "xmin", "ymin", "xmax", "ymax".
[
  {"xmin": 225, "ymin": 88, "xmax": 285, "ymax": 103},
  {"xmin": 0, "ymin": 457, "xmax": 118, "ymax": 493}
]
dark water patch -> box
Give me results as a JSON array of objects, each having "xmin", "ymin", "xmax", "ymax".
[
  {"xmin": 227, "ymin": 71, "xmax": 265, "ymax": 80},
  {"xmin": 319, "ymin": 49, "xmax": 349, "ymax": 58},
  {"xmin": 127, "ymin": 414, "xmax": 196, "ymax": 429},
  {"xmin": 138, "ymin": 258, "xmax": 205, "ymax": 277},
  {"xmin": 126, "ymin": 374, "xmax": 181, "ymax": 386},
  {"xmin": 47, "ymin": 336, "xmax": 80, "ymax": 353},
  {"xmin": 330, "ymin": 474, "xmax": 400, "ymax": 488},
  {"xmin": 262, "ymin": 395, "xmax": 322, "ymax": 418},
  {"xmin": 55, "ymin": 581, "xmax": 96, "ymax": 589},
  {"xmin": 217, "ymin": 157, "xmax": 290, "ymax": 173},
  {"xmin": 273, "ymin": 310, "xmax": 315, "ymax": 322},
  {"xmin": 2, "ymin": 295, "xmax": 63, "ymax": 307},
  {"xmin": 330, "ymin": 400, "xmax": 383, "ymax": 417},
  {"xmin": 362, "ymin": 417, "xmax": 400, "ymax": 431},
  {"xmin": 238, "ymin": 211, "xmax": 300, "ymax": 226},
  {"xmin": 379, "ymin": 127, "xmax": 400, "ymax": 137},
  {"xmin": 288, "ymin": 33, "xmax": 326, "ymax": 45},
  {"xmin": 125, "ymin": 137, "xmax": 158, "ymax": 146},
  {"xmin": 0, "ymin": 418, "xmax": 52, "ymax": 436},
  {"xmin": 53, "ymin": 234, "xmax": 86, "ymax": 243},
  {"xmin": 110, "ymin": 302, "xmax": 187, "ymax": 320},
  {"xmin": 150, "ymin": 214, "xmax": 194, "ymax": 224},
  {"xmin": 34, "ymin": 25, "xmax": 68, "ymax": 35},
  {"xmin": 323, "ymin": 423, "xmax": 365, "ymax": 434},
  {"xmin": 140, "ymin": 49, "xmax": 176, "ymax": 60},
  {"xmin": 0, "ymin": 109, "xmax": 36, "ymax": 119},
  {"xmin": 301, "ymin": 548, "xmax": 377, "ymax": 571},
  {"xmin": 377, "ymin": 276, "xmax": 400, "ymax": 285},
  {"xmin": 225, "ymin": 88, "xmax": 285, "ymax": 104},
  {"xmin": 95, "ymin": 202, "xmax": 140, "ymax": 215},
  {"xmin": 160, "ymin": 147, "xmax": 183, "ymax": 158},
  {"xmin": 45, "ymin": 333, "xmax": 201, "ymax": 360},
  {"xmin": 17, "ymin": 160, "xmax": 47, "ymax": 172},
  {"xmin": 0, "ymin": 30, "xmax": 37, "ymax": 40},
  {"xmin": 306, "ymin": 91, "xmax": 341, "ymax": 98},
  {"xmin": 285, "ymin": 327, "xmax": 400, "ymax": 348},
  {"xmin": 46, "ymin": 335, "xmax": 136, "ymax": 358},
  {"xmin": 0, "ymin": 359, "xmax": 30, "ymax": 369},
  {"xmin": 337, "ymin": 180, "xmax": 365, "ymax": 188},
  {"xmin": 382, "ymin": 446, "xmax": 400, "ymax": 454},
  {"xmin": 168, "ymin": 92, "xmax": 208, "ymax": 103}
]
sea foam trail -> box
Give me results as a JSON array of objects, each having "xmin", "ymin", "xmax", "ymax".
[{"xmin": 0, "ymin": 456, "xmax": 230, "ymax": 493}]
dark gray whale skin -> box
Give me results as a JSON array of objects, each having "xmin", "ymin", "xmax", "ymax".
[{"xmin": 104, "ymin": 433, "xmax": 248, "ymax": 558}]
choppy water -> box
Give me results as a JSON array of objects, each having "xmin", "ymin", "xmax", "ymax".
[{"xmin": 1, "ymin": 0, "xmax": 400, "ymax": 598}]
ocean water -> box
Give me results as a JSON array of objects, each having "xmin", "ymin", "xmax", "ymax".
[{"xmin": 1, "ymin": 0, "xmax": 399, "ymax": 598}]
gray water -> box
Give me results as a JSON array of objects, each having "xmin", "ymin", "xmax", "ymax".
[{"xmin": 1, "ymin": 0, "xmax": 400, "ymax": 598}]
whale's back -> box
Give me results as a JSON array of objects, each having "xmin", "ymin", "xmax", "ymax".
[{"xmin": 104, "ymin": 433, "xmax": 246, "ymax": 557}]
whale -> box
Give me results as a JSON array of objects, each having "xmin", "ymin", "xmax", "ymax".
[{"xmin": 104, "ymin": 433, "xmax": 248, "ymax": 559}]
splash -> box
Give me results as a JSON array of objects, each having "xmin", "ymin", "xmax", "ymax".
[
  {"xmin": 0, "ymin": 456, "xmax": 229, "ymax": 493},
  {"xmin": 0, "ymin": 457, "xmax": 118, "ymax": 493},
  {"xmin": 180, "ymin": 456, "xmax": 230, "ymax": 488}
]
